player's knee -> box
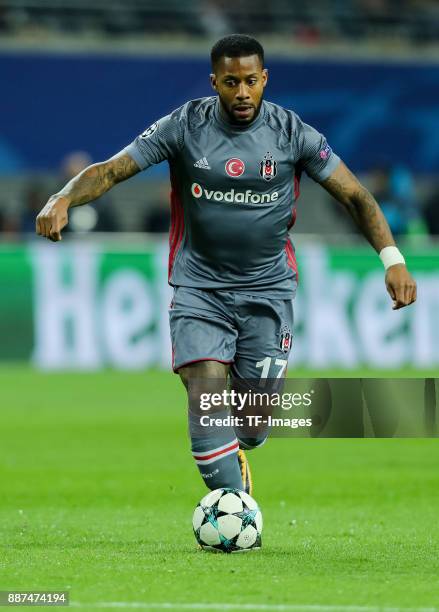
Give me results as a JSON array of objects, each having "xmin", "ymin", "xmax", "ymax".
[
  {"xmin": 178, "ymin": 360, "xmax": 229, "ymax": 390},
  {"xmin": 178, "ymin": 360, "xmax": 229, "ymax": 410}
]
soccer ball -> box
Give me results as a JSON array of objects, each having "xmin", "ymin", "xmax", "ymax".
[{"xmin": 192, "ymin": 487, "xmax": 263, "ymax": 553}]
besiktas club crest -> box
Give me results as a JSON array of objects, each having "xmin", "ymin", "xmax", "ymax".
[
  {"xmin": 279, "ymin": 323, "xmax": 292, "ymax": 353},
  {"xmin": 260, "ymin": 152, "xmax": 277, "ymax": 181}
]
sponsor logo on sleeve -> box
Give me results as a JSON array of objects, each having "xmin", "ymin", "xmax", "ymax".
[
  {"xmin": 259, "ymin": 152, "xmax": 277, "ymax": 181},
  {"xmin": 225, "ymin": 158, "xmax": 245, "ymax": 177}
]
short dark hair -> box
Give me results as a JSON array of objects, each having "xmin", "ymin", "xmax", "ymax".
[{"xmin": 210, "ymin": 34, "xmax": 264, "ymax": 70}]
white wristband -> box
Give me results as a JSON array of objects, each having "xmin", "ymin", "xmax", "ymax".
[{"xmin": 379, "ymin": 246, "xmax": 405, "ymax": 270}]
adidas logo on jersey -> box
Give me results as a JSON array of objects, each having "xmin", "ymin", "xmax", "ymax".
[{"xmin": 194, "ymin": 157, "xmax": 211, "ymax": 170}]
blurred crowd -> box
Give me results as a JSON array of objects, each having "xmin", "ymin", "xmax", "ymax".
[
  {"xmin": 0, "ymin": 151, "xmax": 438, "ymax": 240},
  {"xmin": 335, "ymin": 164, "xmax": 439, "ymax": 240},
  {"xmin": 0, "ymin": 0, "xmax": 437, "ymax": 46},
  {"xmin": 0, "ymin": 151, "xmax": 170, "ymax": 237}
]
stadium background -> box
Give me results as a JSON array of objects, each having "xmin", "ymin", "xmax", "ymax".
[
  {"xmin": 1, "ymin": 1, "xmax": 438, "ymax": 371},
  {"xmin": 1, "ymin": 2, "xmax": 439, "ymax": 610}
]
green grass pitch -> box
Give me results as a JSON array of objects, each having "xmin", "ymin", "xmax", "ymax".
[{"xmin": 1, "ymin": 366, "xmax": 438, "ymax": 611}]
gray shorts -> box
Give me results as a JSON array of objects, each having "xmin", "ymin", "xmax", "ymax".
[{"xmin": 169, "ymin": 286, "xmax": 294, "ymax": 380}]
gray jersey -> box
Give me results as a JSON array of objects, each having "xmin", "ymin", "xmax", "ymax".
[{"xmin": 124, "ymin": 97, "xmax": 340, "ymax": 298}]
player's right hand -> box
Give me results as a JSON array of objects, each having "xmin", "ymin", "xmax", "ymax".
[{"xmin": 36, "ymin": 196, "xmax": 69, "ymax": 242}]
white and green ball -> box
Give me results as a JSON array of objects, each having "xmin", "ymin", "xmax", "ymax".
[{"xmin": 193, "ymin": 487, "xmax": 263, "ymax": 553}]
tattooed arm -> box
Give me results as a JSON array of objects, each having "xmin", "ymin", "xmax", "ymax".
[
  {"xmin": 36, "ymin": 151, "xmax": 140, "ymax": 242},
  {"xmin": 321, "ymin": 161, "xmax": 417, "ymax": 309},
  {"xmin": 321, "ymin": 161, "xmax": 396, "ymax": 252}
]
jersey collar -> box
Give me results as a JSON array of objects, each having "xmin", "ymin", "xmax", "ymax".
[{"xmin": 214, "ymin": 98, "xmax": 265, "ymax": 133}]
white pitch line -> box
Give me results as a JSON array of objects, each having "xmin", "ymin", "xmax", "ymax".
[{"xmin": 70, "ymin": 603, "xmax": 438, "ymax": 612}]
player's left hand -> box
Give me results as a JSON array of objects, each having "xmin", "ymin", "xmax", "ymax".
[{"xmin": 385, "ymin": 264, "xmax": 417, "ymax": 310}]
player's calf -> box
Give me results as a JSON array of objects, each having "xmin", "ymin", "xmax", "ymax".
[{"xmin": 179, "ymin": 360, "xmax": 244, "ymax": 491}]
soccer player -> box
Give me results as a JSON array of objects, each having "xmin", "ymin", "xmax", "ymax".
[{"xmin": 36, "ymin": 34, "xmax": 416, "ymax": 495}]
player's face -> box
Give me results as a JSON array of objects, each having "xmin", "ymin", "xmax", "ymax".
[{"xmin": 210, "ymin": 55, "xmax": 268, "ymax": 125}]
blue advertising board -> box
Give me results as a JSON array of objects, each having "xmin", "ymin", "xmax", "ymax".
[{"xmin": 1, "ymin": 52, "xmax": 438, "ymax": 174}]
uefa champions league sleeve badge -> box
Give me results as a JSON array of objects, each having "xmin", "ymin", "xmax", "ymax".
[{"xmin": 141, "ymin": 122, "xmax": 158, "ymax": 139}]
